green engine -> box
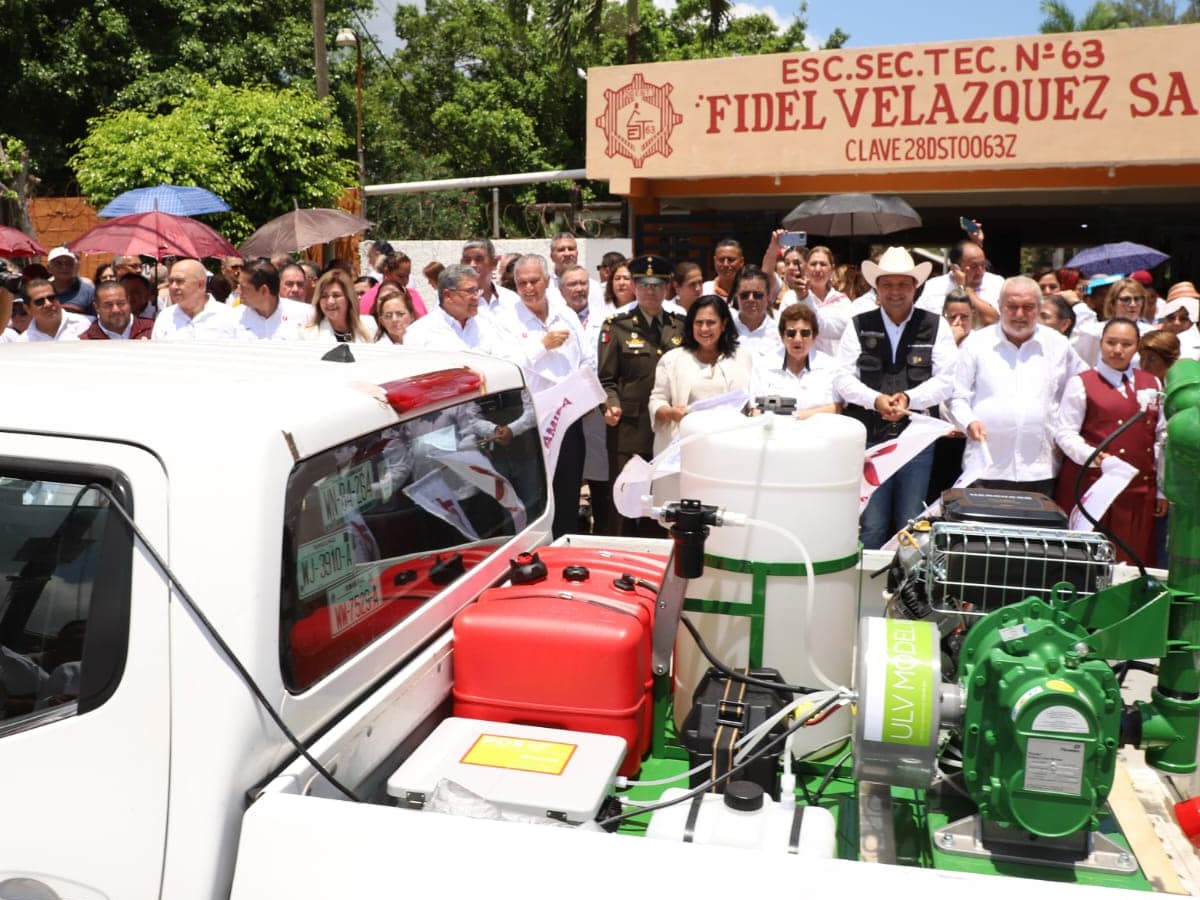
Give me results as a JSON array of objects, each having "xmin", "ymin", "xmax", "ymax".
[{"xmin": 956, "ymin": 593, "xmax": 1122, "ymax": 838}]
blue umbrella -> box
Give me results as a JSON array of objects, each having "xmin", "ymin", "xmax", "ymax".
[
  {"xmin": 99, "ymin": 184, "xmax": 230, "ymax": 218},
  {"xmin": 1065, "ymin": 241, "xmax": 1168, "ymax": 277}
]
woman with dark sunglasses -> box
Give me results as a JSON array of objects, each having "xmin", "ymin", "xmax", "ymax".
[{"xmin": 759, "ymin": 303, "xmax": 840, "ymax": 420}]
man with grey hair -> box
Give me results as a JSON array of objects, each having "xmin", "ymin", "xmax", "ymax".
[
  {"xmin": 461, "ymin": 237, "xmax": 518, "ymax": 323},
  {"xmin": 545, "ymin": 231, "xmax": 606, "ymax": 312},
  {"xmin": 504, "ymin": 253, "xmax": 590, "ymax": 537},
  {"xmin": 948, "ymin": 274, "xmax": 1088, "ymax": 495},
  {"xmin": 405, "ymin": 263, "xmax": 502, "ymax": 353}
]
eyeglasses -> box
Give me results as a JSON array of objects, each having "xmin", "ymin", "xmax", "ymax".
[
  {"xmin": 784, "ymin": 327, "xmax": 813, "ymax": 338},
  {"xmin": 29, "ymin": 296, "xmax": 57, "ymax": 308},
  {"xmin": 1114, "ymin": 295, "xmax": 1141, "ymax": 305},
  {"xmin": 451, "ymin": 286, "xmax": 481, "ymax": 296},
  {"xmin": 738, "ymin": 290, "xmax": 766, "ymax": 301},
  {"xmin": 380, "ymin": 311, "xmax": 410, "ymax": 320}
]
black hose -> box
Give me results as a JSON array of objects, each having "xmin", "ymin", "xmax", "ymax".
[
  {"xmin": 81, "ymin": 483, "xmax": 361, "ymax": 803},
  {"xmin": 678, "ymin": 614, "xmax": 819, "ymax": 695},
  {"xmin": 1071, "ymin": 406, "xmax": 1150, "ymax": 579}
]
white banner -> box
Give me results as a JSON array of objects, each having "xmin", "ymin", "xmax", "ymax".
[
  {"xmin": 1068, "ymin": 455, "xmax": 1138, "ymax": 532},
  {"xmin": 533, "ymin": 368, "xmax": 606, "ymax": 478},
  {"xmin": 879, "ymin": 436, "xmax": 992, "ymax": 551},
  {"xmin": 434, "ymin": 448, "xmax": 528, "ymax": 531},
  {"xmin": 402, "ymin": 469, "xmax": 480, "ymax": 541},
  {"xmin": 859, "ymin": 412, "xmax": 955, "ymax": 512}
]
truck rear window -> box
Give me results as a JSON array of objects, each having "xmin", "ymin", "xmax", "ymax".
[{"xmin": 280, "ymin": 388, "xmax": 547, "ymax": 691}]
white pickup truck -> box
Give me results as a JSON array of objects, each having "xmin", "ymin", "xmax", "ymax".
[{"xmin": 1, "ymin": 341, "xmax": 1195, "ymax": 900}]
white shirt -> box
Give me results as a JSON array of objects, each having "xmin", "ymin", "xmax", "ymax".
[
  {"xmin": 17, "ymin": 311, "xmax": 92, "ymax": 342},
  {"xmin": 800, "ymin": 289, "xmax": 851, "ymax": 358},
  {"xmin": 297, "ymin": 316, "xmax": 378, "ymax": 343},
  {"xmin": 917, "ymin": 271, "xmax": 1004, "ymax": 314},
  {"xmin": 152, "ymin": 297, "xmax": 238, "ymax": 341},
  {"xmin": 1174, "ymin": 325, "xmax": 1200, "ymax": 361},
  {"xmin": 759, "ymin": 349, "xmax": 838, "ymax": 413},
  {"xmin": 234, "ymin": 297, "xmax": 315, "ymax": 341},
  {"xmin": 834, "ymin": 306, "xmax": 956, "ymax": 413},
  {"xmin": 500, "ymin": 298, "xmax": 589, "ymax": 394},
  {"xmin": 404, "ymin": 306, "xmax": 502, "ymax": 354},
  {"xmin": 733, "ymin": 314, "xmax": 783, "ymax": 367},
  {"xmin": 1055, "ymin": 361, "xmax": 1166, "ymax": 481},
  {"xmin": 948, "ymin": 323, "xmax": 1089, "ymax": 482}
]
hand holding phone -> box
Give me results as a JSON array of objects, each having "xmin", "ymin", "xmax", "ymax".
[
  {"xmin": 959, "ymin": 217, "xmax": 980, "ymax": 237},
  {"xmin": 780, "ymin": 231, "xmax": 808, "ymax": 248}
]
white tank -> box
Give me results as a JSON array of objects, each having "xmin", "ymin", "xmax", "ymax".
[
  {"xmin": 671, "ymin": 409, "xmax": 866, "ymax": 756},
  {"xmin": 645, "ymin": 782, "xmax": 837, "ymax": 857}
]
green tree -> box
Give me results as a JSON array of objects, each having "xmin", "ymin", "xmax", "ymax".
[
  {"xmin": 0, "ymin": 0, "xmax": 370, "ymax": 187},
  {"xmin": 1039, "ymin": 0, "xmax": 1188, "ymax": 30},
  {"xmin": 359, "ymin": 0, "xmax": 825, "ymax": 238},
  {"xmin": 71, "ymin": 82, "xmax": 358, "ymax": 240},
  {"xmin": 544, "ymin": 0, "xmax": 729, "ymax": 62}
]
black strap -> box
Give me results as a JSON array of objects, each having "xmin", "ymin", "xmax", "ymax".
[
  {"xmin": 683, "ymin": 794, "xmax": 705, "ymax": 843},
  {"xmin": 788, "ymin": 804, "xmax": 807, "ymax": 854}
]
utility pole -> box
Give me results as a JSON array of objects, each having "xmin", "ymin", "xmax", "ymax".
[{"xmin": 313, "ymin": 0, "xmax": 329, "ymax": 98}]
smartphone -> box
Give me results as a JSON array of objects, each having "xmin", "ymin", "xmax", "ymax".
[
  {"xmin": 959, "ymin": 217, "xmax": 980, "ymax": 237},
  {"xmin": 780, "ymin": 231, "xmax": 808, "ymax": 248}
]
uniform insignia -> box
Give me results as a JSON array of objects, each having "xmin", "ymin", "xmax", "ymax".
[
  {"xmin": 670, "ymin": 335, "xmax": 682, "ymax": 346},
  {"xmin": 864, "ymin": 336, "xmax": 878, "ymax": 349},
  {"xmin": 626, "ymin": 336, "xmax": 645, "ymax": 349}
]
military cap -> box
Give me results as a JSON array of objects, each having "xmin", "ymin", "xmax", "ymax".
[{"xmin": 627, "ymin": 254, "xmax": 673, "ymax": 285}]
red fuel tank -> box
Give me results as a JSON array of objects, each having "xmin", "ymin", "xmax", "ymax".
[{"xmin": 452, "ymin": 548, "xmax": 669, "ymax": 777}]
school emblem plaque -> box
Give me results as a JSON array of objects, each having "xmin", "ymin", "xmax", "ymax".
[{"xmin": 595, "ymin": 73, "xmax": 683, "ymax": 169}]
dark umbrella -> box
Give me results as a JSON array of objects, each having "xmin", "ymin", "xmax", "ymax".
[
  {"xmin": 782, "ymin": 193, "xmax": 921, "ymax": 236},
  {"xmin": 240, "ymin": 208, "xmax": 372, "ymax": 257},
  {"xmin": 99, "ymin": 184, "xmax": 231, "ymax": 218},
  {"xmin": 68, "ymin": 211, "xmax": 238, "ymax": 260},
  {"xmin": 1065, "ymin": 241, "xmax": 1169, "ymax": 277},
  {"xmin": 0, "ymin": 225, "xmax": 47, "ymax": 257}
]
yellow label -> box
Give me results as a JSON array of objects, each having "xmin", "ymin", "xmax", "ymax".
[
  {"xmin": 461, "ymin": 733, "xmax": 577, "ymax": 775},
  {"xmin": 1045, "ymin": 679, "xmax": 1076, "ymax": 694}
]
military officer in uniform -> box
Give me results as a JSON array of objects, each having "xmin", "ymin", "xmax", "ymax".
[{"xmin": 598, "ymin": 254, "xmax": 685, "ymax": 535}]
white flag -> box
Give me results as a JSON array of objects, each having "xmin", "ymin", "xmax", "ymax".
[
  {"xmin": 859, "ymin": 412, "xmax": 955, "ymax": 512},
  {"xmin": 533, "ymin": 368, "xmax": 606, "ymax": 478},
  {"xmin": 612, "ymin": 454, "xmax": 656, "ymax": 519},
  {"xmin": 403, "ymin": 469, "xmax": 480, "ymax": 541},
  {"xmin": 435, "ymin": 448, "xmax": 528, "ymax": 531},
  {"xmin": 1068, "ymin": 455, "xmax": 1138, "ymax": 531}
]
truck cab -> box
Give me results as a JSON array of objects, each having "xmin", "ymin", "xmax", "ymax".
[{"xmin": 0, "ymin": 341, "xmax": 548, "ymax": 900}]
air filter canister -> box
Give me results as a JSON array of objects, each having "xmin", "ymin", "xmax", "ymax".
[{"xmin": 853, "ymin": 617, "xmax": 945, "ymax": 789}]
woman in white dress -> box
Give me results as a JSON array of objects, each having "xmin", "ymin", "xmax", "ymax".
[{"xmin": 649, "ymin": 295, "xmax": 755, "ymax": 455}]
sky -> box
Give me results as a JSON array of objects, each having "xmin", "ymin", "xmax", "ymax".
[{"xmin": 360, "ymin": 1, "xmax": 1095, "ymax": 55}]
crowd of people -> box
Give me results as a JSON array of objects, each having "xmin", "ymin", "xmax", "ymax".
[{"xmin": 1, "ymin": 227, "xmax": 1189, "ymax": 563}]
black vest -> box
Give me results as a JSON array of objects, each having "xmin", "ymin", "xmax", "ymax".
[{"xmin": 843, "ymin": 307, "xmax": 938, "ymax": 446}]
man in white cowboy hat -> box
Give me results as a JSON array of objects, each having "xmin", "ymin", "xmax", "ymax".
[
  {"xmin": 1157, "ymin": 281, "xmax": 1200, "ymax": 361},
  {"xmin": 835, "ymin": 246, "xmax": 956, "ymax": 548}
]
